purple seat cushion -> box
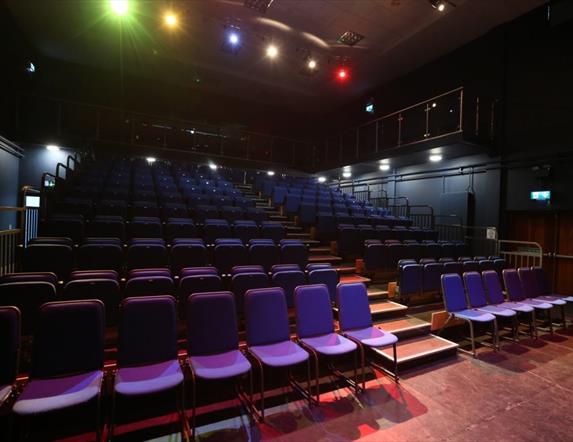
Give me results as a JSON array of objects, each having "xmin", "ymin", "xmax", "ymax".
[
  {"xmin": 453, "ymin": 309, "xmax": 496, "ymax": 322},
  {"xmin": 188, "ymin": 350, "xmax": 251, "ymax": 380},
  {"xmin": 535, "ymin": 295, "xmax": 567, "ymax": 305},
  {"xmin": 345, "ymin": 327, "xmax": 397, "ymax": 348},
  {"xmin": 301, "ymin": 333, "xmax": 357, "ymax": 356},
  {"xmin": 115, "ymin": 360, "xmax": 183, "ymax": 396},
  {"xmin": 519, "ymin": 299, "xmax": 553, "ymax": 309},
  {"xmin": 13, "ymin": 370, "xmax": 103, "ymax": 415},
  {"xmin": 250, "ymin": 341, "xmax": 309, "ymax": 368},
  {"xmin": 478, "ymin": 305, "xmax": 516, "ymax": 317},
  {"xmin": 498, "ymin": 301, "xmax": 534, "ymax": 313}
]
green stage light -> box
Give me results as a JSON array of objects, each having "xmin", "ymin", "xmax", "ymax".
[{"xmin": 110, "ymin": 0, "xmax": 128, "ymax": 16}]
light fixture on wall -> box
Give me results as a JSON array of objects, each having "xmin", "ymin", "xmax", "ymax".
[
  {"xmin": 380, "ymin": 164, "xmax": 390, "ymax": 171},
  {"xmin": 46, "ymin": 145, "xmax": 60, "ymax": 151},
  {"xmin": 317, "ymin": 176, "xmax": 327, "ymax": 183},
  {"xmin": 209, "ymin": 162, "xmax": 218, "ymax": 170},
  {"xmin": 267, "ymin": 170, "xmax": 275, "ymax": 176},
  {"xmin": 146, "ymin": 157, "xmax": 156, "ymax": 163},
  {"xmin": 429, "ymin": 0, "xmax": 447, "ymax": 12},
  {"xmin": 429, "ymin": 154, "xmax": 443, "ymax": 162},
  {"xmin": 342, "ymin": 171, "xmax": 352, "ymax": 179}
]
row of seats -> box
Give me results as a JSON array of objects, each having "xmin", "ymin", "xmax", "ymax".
[
  {"xmin": 441, "ymin": 267, "xmax": 572, "ymax": 356},
  {"xmin": 41, "ymin": 215, "xmax": 280, "ymax": 243},
  {"xmin": 397, "ymin": 258, "xmax": 507, "ymax": 298},
  {"xmin": 0, "ymin": 263, "xmax": 338, "ymax": 331},
  {"xmin": 337, "ymin": 226, "xmax": 437, "ymax": 253},
  {"xmin": 0, "ymin": 282, "xmax": 397, "ymax": 439},
  {"xmin": 364, "ymin": 241, "xmax": 469, "ymax": 270},
  {"xmin": 21, "ymin": 237, "xmax": 310, "ymax": 279}
]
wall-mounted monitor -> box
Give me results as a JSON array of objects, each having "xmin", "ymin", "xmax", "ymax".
[{"xmin": 530, "ymin": 190, "xmax": 551, "ymax": 201}]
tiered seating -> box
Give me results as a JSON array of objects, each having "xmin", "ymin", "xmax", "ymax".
[
  {"xmin": 0, "ymin": 261, "xmax": 340, "ymax": 328},
  {"xmin": 364, "ymin": 241, "xmax": 471, "ymax": 272},
  {"xmin": 395, "ymin": 256, "xmax": 507, "ymax": 299},
  {"xmin": 42, "ymin": 159, "xmax": 269, "ymax": 245}
]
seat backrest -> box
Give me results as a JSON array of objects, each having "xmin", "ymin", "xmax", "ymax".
[
  {"xmin": 531, "ymin": 267, "xmax": 551, "ymax": 296},
  {"xmin": 245, "ymin": 287, "xmax": 290, "ymax": 346},
  {"xmin": 272, "ymin": 270, "xmax": 306, "ymax": 308},
  {"xmin": 31, "ymin": 300, "xmax": 104, "ymax": 378},
  {"xmin": 482, "ymin": 270, "xmax": 505, "ymax": 305},
  {"xmin": 517, "ymin": 267, "xmax": 539, "ymax": 297},
  {"xmin": 70, "ymin": 270, "xmax": 119, "ymax": 281},
  {"xmin": 118, "ymin": 296, "xmax": 177, "ymax": 366},
  {"xmin": 171, "ymin": 244, "xmax": 208, "ymax": 272},
  {"xmin": 294, "ymin": 284, "xmax": 334, "ymax": 338},
  {"xmin": 463, "ymin": 271, "xmax": 487, "ymax": 308},
  {"xmin": 443, "ymin": 262, "xmax": 463, "ymax": 276},
  {"xmin": 308, "ymin": 268, "xmax": 339, "ymax": 303},
  {"xmin": 231, "ymin": 265, "xmax": 265, "ymax": 276},
  {"xmin": 187, "ymin": 292, "xmax": 239, "ymax": 356},
  {"xmin": 0, "ymin": 281, "xmax": 57, "ymax": 334},
  {"xmin": 271, "ymin": 264, "xmax": 300, "ymax": 273},
  {"xmin": 231, "ymin": 272, "xmax": 269, "ymax": 310},
  {"xmin": 462, "ymin": 260, "xmax": 479, "ymax": 273},
  {"xmin": 125, "ymin": 276, "xmax": 174, "ymax": 297},
  {"xmin": 440, "ymin": 274, "xmax": 468, "ymax": 313},
  {"xmin": 1, "ymin": 272, "xmax": 57, "ymax": 285},
  {"xmin": 336, "ymin": 282, "xmax": 371, "ymax": 331},
  {"xmin": 180, "ymin": 266, "xmax": 218, "ymax": 277},
  {"xmin": 422, "ymin": 263, "xmax": 443, "ymax": 293},
  {"xmin": 503, "ymin": 269, "xmax": 525, "ymax": 302},
  {"xmin": 0, "ymin": 306, "xmax": 20, "ymax": 386}
]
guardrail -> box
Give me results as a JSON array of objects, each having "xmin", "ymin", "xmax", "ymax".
[{"xmin": 497, "ymin": 240, "xmax": 543, "ymax": 268}]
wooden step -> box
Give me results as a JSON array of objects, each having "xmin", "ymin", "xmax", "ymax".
[
  {"xmin": 309, "ymin": 247, "xmax": 331, "ymax": 254},
  {"xmin": 301, "ymin": 239, "xmax": 321, "ymax": 246},
  {"xmin": 334, "ymin": 265, "xmax": 357, "ymax": 274},
  {"xmin": 269, "ymin": 215, "xmax": 288, "ymax": 221},
  {"xmin": 287, "ymin": 232, "xmax": 311, "ymax": 239},
  {"xmin": 339, "ymin": 274, "xmax": 371, "ymax": 284},
  {"xmin": 372, "ymin": 334, "xmax": 458, "ymax": 371},
  {"xmin": 367, "ymin": 289, "xmax": 387, "ymax": 300},
  {"xmin": 286, "ymin": 226, "xmax": 303, "ymax": 233},
  {"xmin": 374, "ymin": 316, "xmax": 431, "ymax": 338},
  {"xmin": 369, "ymin": 300, "xmax": 408, "ymax": 317},
  {"xmin": 308, "ymin": 254, "xmax": 343, "ymax": 264}
]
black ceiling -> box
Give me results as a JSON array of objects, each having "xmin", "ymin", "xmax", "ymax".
[{"xmin": 6, "ymin": 0, "xmax": 545, "ymax": 114}]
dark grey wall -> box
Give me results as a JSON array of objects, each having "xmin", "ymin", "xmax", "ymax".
[
  {"xmin": 0, "ymin": 147, "xmax": 21, "ymax": 229},
  {"xmin": 18, "ymin": 143, "xmax": 76, "ymax": 189}
]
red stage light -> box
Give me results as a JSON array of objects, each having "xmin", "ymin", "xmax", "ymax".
[{"xmin": 337, "ymin": 68, "xmax": 349, "ymax": 81}]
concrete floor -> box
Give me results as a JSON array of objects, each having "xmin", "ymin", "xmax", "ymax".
[{"xmin": 190, "ymin": 327, "xmax": 573, "ymax": 442}]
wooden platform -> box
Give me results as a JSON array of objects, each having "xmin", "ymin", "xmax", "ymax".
[
  {"xmin": 373, "ymin": 334, "xmax": 459, "ymax": 369},
  {"xmin": 339, "ymin": 274, "xmax": 371, "ymax": 284},
  {"xmin": 308, "ymin": 254, "xmax": 343, "ymax": 264},
  {"xmin": 375, "ymin": 315, "xmax": 431, "ymax": 338}
]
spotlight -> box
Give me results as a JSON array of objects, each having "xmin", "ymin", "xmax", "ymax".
[
  {"xmin": 317, "ymin": 176, "xmax": 327, "ymax": 183},
  {"xmin": 429, "ymin": 0, "xmax": 446, "ymax": 12},
  {"xmin": 228, "ymin": 32, "xmax": 240, "ymax": 46},
  {"xmin": 146, "ymin": 157, "xmax": 156, "ymax": 163},
  {"xmin": 266, "ymin": 45, "xmax": 278, "ymax": 59},
  {"xmin": 429, "ymin": 154, "xmax": 443, "ymax": 162},
  {"xmin": 431, "ymin": 102, "xmax": 437, "ymax": 108},
  {"xmin": 209, "ymin": 162, "xmax": 218, "ymax": 170},
  {"xmin": 307, "ymin": 59, "xmax": 317, "ymax": 70},
  {"xmin": 164, "ymin": 12, "xmax": 178, "ymax": 28},
  {"xmin": 342, "ymin": 171, "xmax": 352, "ymax": 179},
  {"xmin": 336, "ymin": 68, "xmax": 349, "ymax": 81},
  {"xmin": 110, "ymin": 0, "xmax": 128, "ymax": 16},
  {"xmin": 379, "ymin": 164, "xmax": 390, "ymax": 171},
  {"xmin": 26, "ymin": 62, "xmax": 36, "ymax": 73},
  {"xmin": 267, "ymin": 170, "xmax": 275, "ymax": 176},
  {"xmin": 46, "ymin": 144, "xmax": 60, "ymax": 151}
]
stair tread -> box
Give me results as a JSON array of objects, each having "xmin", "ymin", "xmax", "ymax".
[
  {"xmin": 310, "ymin": 247, "xmax": 331, "ymax": 253},
  {"xmin": 369, "ymin": 300, "xmax": 408, "ymax": 314},
  {"xmin": 339, "ymin": 274, "xmax": 371, "ymax": 284},
  {"xmin": 334, "ymin": 265, "xmax": 357, "ymax": 274},
  {"xmin": 372, "ymin": 334, "xmax": 458, "ymax": 363},
  {"xmin": 367, "ymin": 289, "xmax": 387, "ymax": 299},
  {"xmin": 374, "ymin": 316, "xmax": 430, "ymax": 334},
  {"xmin": 308, "ymin": 255, "xmax": 343, "ymax": 263},
  {"xmin": 287, "ymin": 233, "xmax": 311, "ymax": 238}
]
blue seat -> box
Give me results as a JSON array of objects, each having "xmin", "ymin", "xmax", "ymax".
[{"xmin": 272, "ymin": 270, "xmax": 306, "ymax": 308}]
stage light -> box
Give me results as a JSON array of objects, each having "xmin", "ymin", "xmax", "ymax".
[
  {"xmin": 429, "ymin": 154, "xmax": 443, "ymax": 162},
  {"xmin": 26, "ymin": 62, "xmax": 36, "ymax": 73},
  {"xmin": 380, "ymin": 164, "xmax": 390, "ymax": 171},
  {"xmin": 318, "ymin": 176, "xmax": 326, "ymax": 183},
  {"xmin": 267, "ymin": 170, "xmax": 275, "ymax": 176},
  {"xmin": 266, "ymin": 45, "xmax": 278, "ymax": 58},
  {"xmin": 307, "ymin": 59, "xmax": 317, "ymax": 70},
  {"xmin": 342, "ymin": 171, "xmax": 352, "ymax": 179},
  {"xmin": 110, "ymin": 0, "xmax": 128, "ymax": 16},
  {"xmin": 209, "ymin": 162, "xmax": 218, "ymax": 170},
  {"xmin": 164, "ymin": 12, "xmax": 178, "ymax": 28},
  {"xmin": 429, "ymin": 0, "xmax": 446, "ymax": 12},
  {"xmin": 146, "ymin": 157, "xmax": 156, "ymax": 163},
  {"xmin": 336, "ymin": 68, "xmax": 349, "ymax": 81},
  {"xmin": 228, "ymin": 32, "xmax": 240, "ymax": 46},
  {"xmin": 46, "ymin": 145, "xmax": 60, "ymax": 151}
]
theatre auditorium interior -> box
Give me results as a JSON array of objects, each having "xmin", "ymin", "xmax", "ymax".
[{"xmin": 1, "ymin": 0, "xmax": 573, "ymax": 441}]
